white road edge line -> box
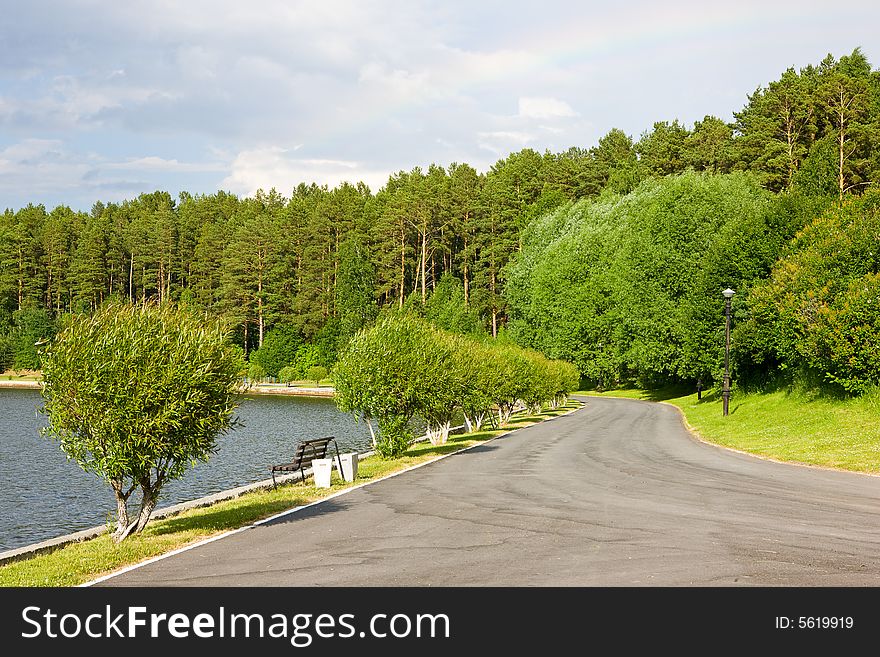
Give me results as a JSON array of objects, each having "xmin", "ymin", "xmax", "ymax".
[{"xmin": 81, "ymin": 403, "xmax": 582, "ymax": 587}]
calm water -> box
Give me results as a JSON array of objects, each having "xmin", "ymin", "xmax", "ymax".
[{"xmin": 0, "ymin": 389, "xmax": 377, "ymax": 552}]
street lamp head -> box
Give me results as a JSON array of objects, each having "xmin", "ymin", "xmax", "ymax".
[{"xmin": 722, "ymin": 288, "xmax": 735, "ymax": 299}]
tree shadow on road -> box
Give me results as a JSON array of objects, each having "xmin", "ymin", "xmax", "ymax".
[
  {"xmin": 148, "ymin": 490, "xmax": 323, "ymax": 537},
  {"xmin": 257, "ymin": 498, "xmax": 349, "ymax": 527}
]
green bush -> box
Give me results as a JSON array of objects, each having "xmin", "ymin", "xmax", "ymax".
[
  {"xmin": 250, "ymin": 326, "xmax": 303, "ymax": 377},
  {"xmin": 277, "ymin": 365, "xmax": 298, "ymax": 383},
  {"xmin": 810, "ymin": 273, "xmax": 880, "ymax": 393},
  {"xmin": 11, "ymin": 306, "xmax": 55, "ymax": 370},
  {"xmin": 0, "ymin": 334, "xmax": 12, "ymax": 372},
  {"xmin": 293, "ymin": 344, "xmax": 320, "ymax": 377},
  {"xmin": 247, "ymin": 362, "xmax": 267, "ymax": 382},
  {"xmin": 741, "ymin": 190, "xmax": 880, "ymax": 392},
  {"xmin": 375, "ymin": 416, "xmax": 413, "ymax": 458},
  {"xmin": 306, "ymin": 365, "xmax": 328, "ymax": 386},
  {"xmin": 453, "ymin": 337, "xmax": 496, "ymax": 432}
]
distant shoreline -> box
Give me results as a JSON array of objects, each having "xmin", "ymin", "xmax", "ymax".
[
  {"xmin": 243, "ymin": 384, "xmax": 335, "ymax": 398},
  {"xmin": 0, "ymin": 379, "xmax": 335, "ymax": 397},
  {"xmin": 0, "ymin": 380, "xmax": 41, "ymax": 390}
]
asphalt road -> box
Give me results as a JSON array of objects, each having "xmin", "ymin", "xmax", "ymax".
[{"xmin": 99, "ymin": 397, "xmax": 880, "ymax": 586}]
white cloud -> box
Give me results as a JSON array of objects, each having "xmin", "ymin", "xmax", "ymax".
[
  {"xmin": 518, "ymin": 97, "xmax": 578, "ymax": 120},
  {"xmin": 0, "ymin": 139, "xmax": 182, "ymax": 206},
  {"xmin": 222, "ymin": 147, "xmax": 390, "ymax": 196},
  {"xmin": 3, "ymin": 0, "xmax": 878, "ymax": 209},
  {"xmin": 0, "ymin": 139, "xmax": 92, "ymax": 196},
  {"xmin": 477, "ymin": 131, "xmax": 535, "ymax": 155},
  {"xmin": 106, "ymin": 156, "xmax": 227, "ymax": 172},
  {"xmin": 358, "ymin": 62, "xmax": 439, "ymax": 104}
]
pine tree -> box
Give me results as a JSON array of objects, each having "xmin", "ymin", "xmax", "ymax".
[
  {"xmin": 636, "ymin": 120, "xmax": 691, "ymax": 176},
  {"xmin": 817, "ymin": 49, "xmax": 875, "ymax": 198},
  {"xmin": 69, "ymin": 214, "xmax": 108, "ymax": 310},
  {"xmin": 40, "ymin": 206, "xmax": 79, "ymax": 314},
  {"xmin": 336, "ymin": 233, "xmax": 377, "ymax": 345}
]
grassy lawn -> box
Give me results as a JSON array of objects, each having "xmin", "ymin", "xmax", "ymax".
[
  {"xmin": 0, "ymin": 400, "xmax": 579, "ymax": 587},
  {"xmin": 1, "ymin": 370, "xmax": 41, "ymax": 381},
  {"xmin": 578, "ymin": 388, "xmax": 880, "ymax": 473}
]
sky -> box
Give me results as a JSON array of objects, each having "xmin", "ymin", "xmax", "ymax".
[{"xmin": 0, "ymin": 0, "xmax": 878, "ymax": 211}]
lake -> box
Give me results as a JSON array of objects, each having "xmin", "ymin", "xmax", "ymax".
[{"xmin": 0, "ymin": 388, "xmax": 377, "ymax": 552}]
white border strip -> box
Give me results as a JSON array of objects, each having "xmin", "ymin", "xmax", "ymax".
[{"xmin": 80, "ymin": 404, "xmax": 582, "ymax": 587}]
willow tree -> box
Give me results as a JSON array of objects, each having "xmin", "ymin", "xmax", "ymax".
[
  {"xmin": 40, "ymin": 302, "xmax": 242, "ymax": 542},
  {"xmin": 332, "ymin": 313, "xmax": 433, "ymax": 457}
]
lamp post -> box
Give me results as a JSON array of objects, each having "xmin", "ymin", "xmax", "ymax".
[{"xmin": 722, "ymin": 288, "xmax": 735, "ymax": 416}]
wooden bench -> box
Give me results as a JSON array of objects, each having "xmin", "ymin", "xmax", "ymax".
[{"xmin": 270, "ymin": 436, "xmax": 342, "ymax": 489}]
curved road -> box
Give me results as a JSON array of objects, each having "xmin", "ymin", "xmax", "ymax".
[{"xmin": 100, "ymin": 397, "xmax": 880, "ymax": 586}]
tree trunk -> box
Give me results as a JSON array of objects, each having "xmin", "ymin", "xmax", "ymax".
[
  {"xmin": 258, "ymin": 276, "xmax": 264, "ymax": 348},
  {"xmin": 838, "ymin": 105, "xmax": 845, "ymax": 201},
  {"xmin": 157, "ymin": 261, "xmax": 164, "ymax": 304},
  {"xmin": 426, "ymin": 421, "xmax": 450, "ymax": 446},
  {"xmin": 463, "ymin": 235, "xmax": 469, "ymax": 306},
  {"xmin": 784, "ymin": 106, "xmax": 796, "ymax": 188},
  {"xmin": 110, "ymin": 479, "xmax": 132, "ymax": 542},
  {"xmin": 17, "ymin": 246, "xmax": 23, "ymax": 310},
  {"xmin": 421, "ymin": 228, "xmax": 427, "ymax": 304},
  {"xmin": 399, "ymin": 226, "xmax": 406, "ymax": 309},
  {"xmin": 134, "ymin": 482, "xmax": 159, "ymax": 534},
  {"xmin": 491, "ymin": 269, "xmax": 497, "ymax": 337},
  {"xmin": 46, "ymin": 264, "xmax": 52, "ymax": 311},
  {"xmin": 366, "ymin": 416, "xmax": 377, "ymax": 448}
]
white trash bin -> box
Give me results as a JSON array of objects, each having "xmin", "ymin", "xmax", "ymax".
[
  {"xmin": 339, "ymin": 452, "xmax": 358, "ymax": 483},
  {"xmin": 311, "ymin": 458, "xmax": 332, "ymax": 488}
]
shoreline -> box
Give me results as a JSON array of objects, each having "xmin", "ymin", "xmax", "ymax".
[
  {"xmin": 0, "ymin": 379, "xmax": 41, "ymax": 389},
  {"xmin": 0, "ymin": 421, "xmax": 470, "ymax": 566},
  {"xmin": 243, "ymin": 384, "xmax": 335, "ymax": 397},
  {"xmin": 0, "ymin": 379, "xmax": 335, "ymax": 397}
]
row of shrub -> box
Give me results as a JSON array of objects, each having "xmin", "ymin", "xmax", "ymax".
[{"xmin": 332, "ymin": 313, "xmax": 579, "ymax": 457}]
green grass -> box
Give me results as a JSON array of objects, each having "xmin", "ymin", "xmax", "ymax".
[
  {"xmin": 1, "ymin": 370, "xmax": 40, "ymax": 381},
  {"xmin": 577, "ymin": 387, "xmax": 880, "ymax": 473},
  {"xmin": 0, "ymin": 400, "xmax": 579, "ymax": 587}
]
